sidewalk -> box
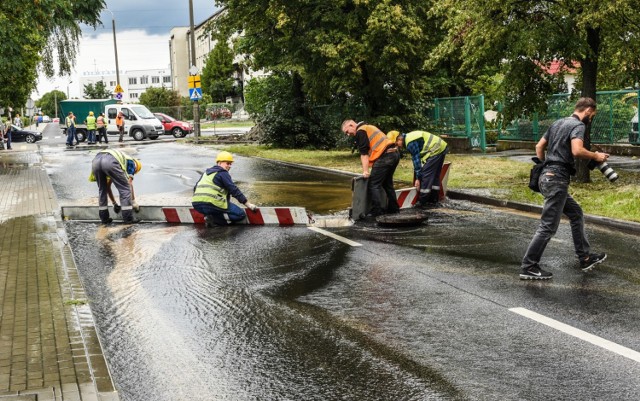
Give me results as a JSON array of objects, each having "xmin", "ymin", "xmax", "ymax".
[{"xmin": 0, "ymin": 149, "xmax": 118, "ymax": 401}]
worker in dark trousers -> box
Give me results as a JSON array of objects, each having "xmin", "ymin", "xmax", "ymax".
[
  {"xmin": 403, "ymin": 130, "xmax": 448, "ymax": 207},
  {"xmin": 90, "ymin": 149, "xmax": 142, "ymax": 224}
]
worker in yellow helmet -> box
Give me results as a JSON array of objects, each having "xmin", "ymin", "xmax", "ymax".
[
  {"xmin": 90, "ymin": 149, "xmax": 142, "ymax": 224},
  {"xmin": 387, "ymin": 130, "xmax": 404, "ymax": 148},
  {"xmin": 192, "ymin": 151, "xmax": 258, "ymax": 227}
]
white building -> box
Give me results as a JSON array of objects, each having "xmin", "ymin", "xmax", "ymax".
[
  {"xmin": 169, "ymin": 9, "xmax": 269, "ymax": 105},
  {"xmin": 79, "ymin": 68, "xmax": 172, "ymax": 103}
]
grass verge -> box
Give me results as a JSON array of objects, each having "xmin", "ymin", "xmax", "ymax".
[
  {"xmin": 200, "ymin": 120, "xmax": 254, "ymax": 129},
  {"xmin": 220, "ymin": 144, "xmax": 640, "ymax": 222}
]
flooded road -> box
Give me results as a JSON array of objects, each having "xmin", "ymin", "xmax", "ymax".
[{"xmin": 47, "ymin": 143, "xmax": 640, "ymax": 400}]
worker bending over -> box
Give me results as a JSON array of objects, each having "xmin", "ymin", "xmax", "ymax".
[
  {"xmin": 403, "ymin": 130, "xmax": 448, "ymax": 207},
  {"xmin": 192, "ymin": 151, "xmax": 258, "ymax": 227},
  {"xmin": 90, "ymin": 149, "xmax": 142, "ymax": 224},
  {"xmin": 341, "ymin": 120, "xmax": 400, "ymax": 217}
]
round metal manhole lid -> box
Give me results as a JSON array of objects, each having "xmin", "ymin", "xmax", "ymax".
[{"xmin": 376, "ymin": 210, "xmax": 429, "ymax": 227}]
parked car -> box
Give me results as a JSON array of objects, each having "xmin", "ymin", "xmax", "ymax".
[
  {"xmin": 153, "ymin": 112, "xmax": 192, "ymax": 138},
  {"xmin": 8, "ymin": 125, "xmax": 42, "ymax": 143},
  {"xmin": 42, "ymin": 115, "xmax": 51, "ymax": 123}
]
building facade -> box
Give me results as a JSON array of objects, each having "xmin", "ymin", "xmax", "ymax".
[{"xmin": 79, "ymin": 68, "xmax": 172, "ymax": 103}]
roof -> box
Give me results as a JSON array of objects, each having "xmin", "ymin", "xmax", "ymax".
[{"xmin": 539, "ymin": 60, "xmax": 579, "ymax": 75}]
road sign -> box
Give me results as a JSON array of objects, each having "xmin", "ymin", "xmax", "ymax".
[
  {"xmin": 114, "ymin": 84, "xmax": 124, "ymax": 93},
  {"xmin": 189, "ymin": 88, "xmax": 203, "ymax": 101},
  {"xmin": 189, "ymin": 65, "xmax": 199, "ymax": 76},
  {"xmin": 188, "ymin": 75, "xmax": 201, "ymax": 89},
  {"xmin": 26, "ymin": 98, "xmax": 35, "ymax": 109},
  {"xmin": 115, "ymin": 93, "xmax": 123, "ymax": 100}
]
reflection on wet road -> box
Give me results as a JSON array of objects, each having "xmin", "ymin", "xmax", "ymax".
[{"xmin": 50, "ymin": 143, "xmax": 640, "ymax": 400}]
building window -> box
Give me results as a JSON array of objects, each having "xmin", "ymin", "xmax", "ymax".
[
  {"xmin": 163, "ymin": 76, "xmax": 171, "ymax": 83},
  {"xmin": 152, "ymin": 76, "xmax": 160, "ymax": 84},
  {"xmin": 110, "ymin": 81, "xmax": 116, "ymax": 86},
  {"xmin": 140, "ymin": 76, "xmax": 148, "ymax": 85},
  {"xmin": 128, "ymin": 77, "xmax": 137, "ymax": 85},
  {"xmin": 130, "ymin": 93, "xmax": 139, "ymax": 99}
]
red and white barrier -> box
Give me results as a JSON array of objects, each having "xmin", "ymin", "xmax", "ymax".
[
  {"xmin": 162, "ymin": 207, "xmax": 309, "ymax": 226},
  {"xmin": 394, "ymin": 161, "xmax": 451, "ymax": 208}
]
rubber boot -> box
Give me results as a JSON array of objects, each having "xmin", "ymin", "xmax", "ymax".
[
  {"xmin": 99, "ymin": 210, "xmax": 112, "ymax": 224},
  {"xmin": 122, "ymin": 210, "xmax": 140, "ymax": 224}
]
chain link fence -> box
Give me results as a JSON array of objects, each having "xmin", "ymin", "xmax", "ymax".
[{"xmin": 499, "ymin": 90, "xmax": 640, "ymax": 145}]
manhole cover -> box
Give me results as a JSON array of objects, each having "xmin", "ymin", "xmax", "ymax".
[{"xmin": 376, "ymin": 210, "xmax": 429, "ymax": 227}]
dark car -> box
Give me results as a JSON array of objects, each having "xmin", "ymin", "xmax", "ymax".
[
  {"xmin": 8, "ymin": 125, "xmax": 42, "ymax": 143},
  {"xmin": 153, "ymin": 112, "xmax": 192, "ymax": 138}
]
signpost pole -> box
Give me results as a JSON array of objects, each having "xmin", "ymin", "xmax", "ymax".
[{"xmin": 189, "ymin": 0, "xmax": 200, "ymax": 144}]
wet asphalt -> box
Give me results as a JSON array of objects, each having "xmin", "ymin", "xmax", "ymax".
[{"xmin": 43, "ymin": 135, "xmax": 640, "ymax": 400}]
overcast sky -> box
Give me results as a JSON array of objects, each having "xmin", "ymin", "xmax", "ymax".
[{"xmin": 34, "ymin": 0, "xmax": 218, "ymax": 100}]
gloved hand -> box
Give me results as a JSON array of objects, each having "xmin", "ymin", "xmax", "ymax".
[
  {"xmin": 132, "ymin": 200, "xmax": 140, "ymax": 213},
  {"xmin": 113, "ymin": 203, "xmax": 121, "ymax": 214},
  {"xmin": 245, "ymin": 202, "xmax": 258, "ymax": 212}
]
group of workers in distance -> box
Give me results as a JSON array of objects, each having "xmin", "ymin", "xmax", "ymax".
[{"xmin": 341, "ymin": 119, "xmax": 449, "ymax": 218}]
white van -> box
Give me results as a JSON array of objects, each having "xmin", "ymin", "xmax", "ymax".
[{"xmin": 106, "ymin": 104, "xmax": 164, "ymax": 141}]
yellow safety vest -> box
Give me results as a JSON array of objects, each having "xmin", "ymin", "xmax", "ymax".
[
  {"xmin": 405, "ymin": 130, "xmax": 447, "ymax": 163},
  {"xmin": 192, "ymin": 172, "xmax": 228, "ymax": 209},
  {"xmin": 88, "ymin": 149, "xmax": 135, "ymax": 182}
]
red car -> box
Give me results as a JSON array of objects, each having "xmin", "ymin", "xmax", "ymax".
[{"xmin": 153, "ymin": 112, "xmax": 193, "ymax": 138}]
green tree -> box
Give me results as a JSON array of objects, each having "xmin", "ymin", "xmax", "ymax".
[
  {"xmin": 0, "ymin": 0, "xmax": 105, "ymax": 109},
  {"xmin": 83, "ymin": 81, "xmax": 112, "ymax": 99},
  {"xmin": 201, "ymin": 40, "xmax": 236, "ymax": 102},
  {"xmin": 212, "ymin": 0, "xmax": 457, "ymax": 147},
  {"xmin": 431, "ymin": 0, "xmax": 640, "ymax": 181},
  {"xmin": 139, "ymin": 87, "xmax": 181, "ymax": 109},
  {"xmin": 35, "ymin": 90, "xmax": 67, "ymax": 118}
]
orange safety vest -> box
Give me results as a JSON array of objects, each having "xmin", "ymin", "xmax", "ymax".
[{"xmin": 359, "ymin": 124, "xmax": 392, "ymax": 165}]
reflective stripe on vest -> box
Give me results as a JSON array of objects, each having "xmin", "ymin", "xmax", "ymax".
[
  {"xmin": 360, "ymin": 124, "xmax": 392, "ymax": 163},
  {"xmin": 98, "ymin": 149, "xmax": 134, "ymax": 178},
  {"xmin": 405, "ymin": 131, "xmax": 447, "ymax": 163},
  {"xmin": 192, "ymin": 172, "xmax": 228, "ymax": 209}
]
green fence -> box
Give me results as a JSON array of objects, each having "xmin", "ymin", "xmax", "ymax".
[
  {"xmin": 432, "ymin": 95, "xmax": 487, "ymax": 151},
  {"xmin": 499, "ymin": 90, "xmax": 640, "ymax": 145}
]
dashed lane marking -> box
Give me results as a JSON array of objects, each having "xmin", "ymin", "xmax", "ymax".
[
  {"xmin": 307, "ymin": 227, "xmax": 362, "ymax": 247},
  {"xmin": 510, "ymin": 307, "xmax": 640, "ymax": 363}
]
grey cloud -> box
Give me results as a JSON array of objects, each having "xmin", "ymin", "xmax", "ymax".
[{"xmin": 83, "ymin": 0, "xmax": 218, "ymax": 36}]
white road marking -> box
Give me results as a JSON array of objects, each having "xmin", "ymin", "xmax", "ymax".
[
  {"xmin": 510, "ymin": 307, "xmax": 640, "ymax": 363},
  {"xmin": 307, "ymin": 227, "xmax": 362, "ymax": 247}
]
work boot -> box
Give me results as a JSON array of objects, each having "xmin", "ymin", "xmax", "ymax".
[{"xmin": 98, "ymin": 209, "xmax": 111, "ymax": 224}]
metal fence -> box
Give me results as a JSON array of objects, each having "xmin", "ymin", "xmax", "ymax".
[
  {"xmin": 499, "ymin": 90, "xmax": 640, "ymax": 145},
  {"xmin": 431, "ymin": 95, "xmax": 487, "ymax": 151}
]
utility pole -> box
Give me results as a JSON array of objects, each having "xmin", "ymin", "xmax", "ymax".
[
  {"xmin": 106, "ymin": 9, "xmax": 121, "ymax": 89},
  {"xmin": 189, "ymin": 0, "xmax": 200, "ymax": 143}
]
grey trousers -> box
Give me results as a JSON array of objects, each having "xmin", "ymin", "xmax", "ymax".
[
  {"xmin": 92, "ymin": 153, "xmax": 134, "ymax": 222},
  {"xmin": 521, "ymin": 169, "xmax": 590, "ymax": 269}
]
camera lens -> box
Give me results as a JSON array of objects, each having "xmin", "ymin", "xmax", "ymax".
[{"xmin": 597, "ymin": 162, "xmax": 619, "ymax": 182}]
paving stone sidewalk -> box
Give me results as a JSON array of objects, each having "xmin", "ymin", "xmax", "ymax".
[{"xmin": 0, "ymin": 150, "xmax": 118, "ymax": 401}]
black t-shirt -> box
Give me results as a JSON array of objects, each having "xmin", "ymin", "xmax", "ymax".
[{"xmin": 543, "ymin": 115, "xmax": 585, "ymax": 166}]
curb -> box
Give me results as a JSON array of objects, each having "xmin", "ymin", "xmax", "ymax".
[{"xmin": 249, "ymin": 156, "xmax": 640, "ymax": 235}]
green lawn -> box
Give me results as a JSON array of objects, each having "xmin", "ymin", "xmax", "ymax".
[{"xmin": 215, "ymin": 144, "xmax": 640, "ymax": 222}]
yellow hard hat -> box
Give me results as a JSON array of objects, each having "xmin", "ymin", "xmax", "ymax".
[
  {"xmin": 387, "ymin": 130, "xmax": 400, "ymax": 143},
  {"xmin": 216, "ymin": 151, "xmax": 234, "ymax": 163},
  {"xmin": 133, "ymin": 159, "xmax": 142, "ymax": 173},
  {"xmin": 89, "ymin": 111, "xmax": 94, "ymax": 116}
]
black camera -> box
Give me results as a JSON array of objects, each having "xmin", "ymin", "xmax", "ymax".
[{"xmin": 587, "ymin": 160, "xmax": 619, "ymax": 182}]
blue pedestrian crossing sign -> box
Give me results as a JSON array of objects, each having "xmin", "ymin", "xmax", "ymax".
[{"xmin": 189, "ymin": 88, "xmax": 203, "ymax": 101}]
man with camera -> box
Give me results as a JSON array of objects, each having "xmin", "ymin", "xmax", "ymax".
[{"xmin": 520, "ymin": 97, "xmax": 610, "ymax": 280}]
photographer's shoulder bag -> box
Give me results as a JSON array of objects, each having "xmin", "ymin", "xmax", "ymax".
[{"xmin": 528, "ymin": 157, "xmax": 544, "ymax": 192}]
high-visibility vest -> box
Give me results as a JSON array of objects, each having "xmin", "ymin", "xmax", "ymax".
[
  {"xmin": 86, "ymin": 115, "xmax": 97, "ymax": 130},
  {"xmin": 66, "ymin": 116, "xmax": 75, "ymax": 128},
  {"xmin": 359, "ymin": 124, "xmax": 392, "ymax": 164},
  {"xmin": 192, "ymin": 172, "xmax": 228, "ymax": 209},
  {"xmin": 405, "ymin": 130, "xmax": 447, "ymax": 163},
  {"xmin": 89, "ymin": 149, "xmax": 134, "ymax": 182},
  {"xmin": 96, "ymin": 116, "xmax": 106, "ymax": 128}
]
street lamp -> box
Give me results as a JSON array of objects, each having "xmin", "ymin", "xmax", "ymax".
[{"xmin": 105, "ymin": 8, "xmax": 121, "ymax": 89}]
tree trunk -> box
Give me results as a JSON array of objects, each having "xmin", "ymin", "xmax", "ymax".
[{"xmin": 575, "ymin": 26, "xmax": 601, "ymax": 183}]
